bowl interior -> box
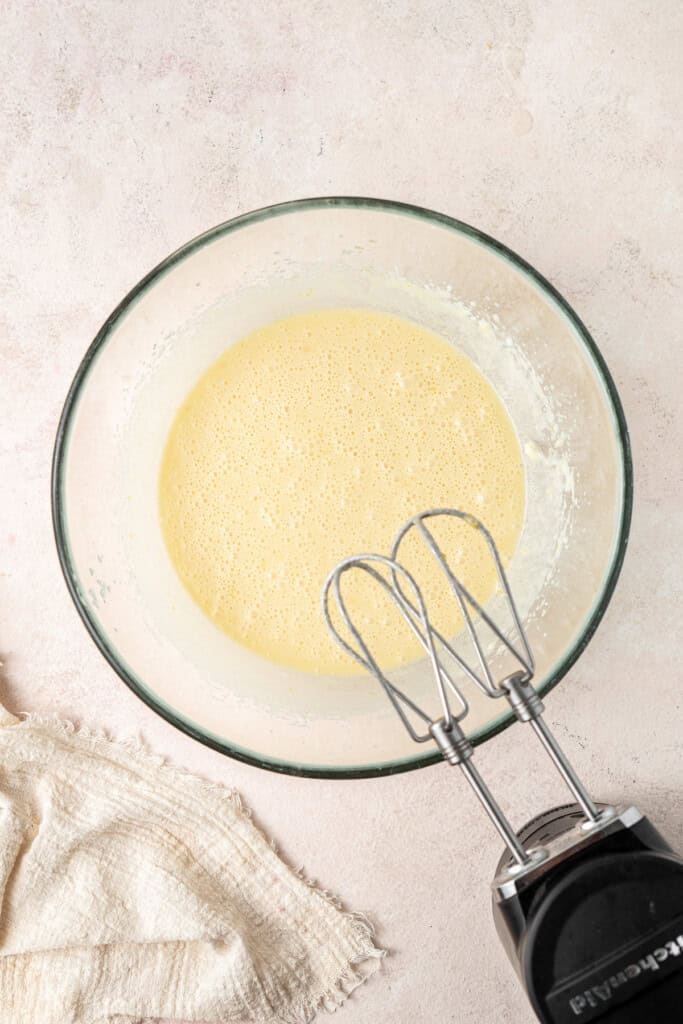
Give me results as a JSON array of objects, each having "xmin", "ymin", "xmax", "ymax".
[{"xmin": 53, "ymin": 199, "xmax": 631, "ymax": 776}]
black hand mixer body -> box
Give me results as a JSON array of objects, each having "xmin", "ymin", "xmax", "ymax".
[{"xmin": 494, "ymin": 804, "xmax": 683, "ymax": 1023}]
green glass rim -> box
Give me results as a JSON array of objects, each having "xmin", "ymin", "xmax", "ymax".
[{"xmin": 51, "ymin": 196, "xmax": 633, "ymax": 780}]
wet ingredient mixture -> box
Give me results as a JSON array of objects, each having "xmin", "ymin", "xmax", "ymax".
[{"xmin": 159, "ymin": 308, "xmax": 525, "ymax": 674}]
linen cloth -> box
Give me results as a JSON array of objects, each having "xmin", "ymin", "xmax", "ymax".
[{"xmin": 0, "ymin": 699, "xmax": 382, "ymax": 1023}]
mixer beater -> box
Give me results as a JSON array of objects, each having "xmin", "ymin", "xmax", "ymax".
[{"xmin": 322, "ymin": 509, "xmax": 683, "ymax": 1024}]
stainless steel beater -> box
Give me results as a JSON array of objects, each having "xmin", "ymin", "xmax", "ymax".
[
  {"xmin": 322, "ymin": 508, "xmax": 683, "ymax": 1024},
  {"xmin": 323, "ymin": 507, "xmax": 607, "ymax": 868}
]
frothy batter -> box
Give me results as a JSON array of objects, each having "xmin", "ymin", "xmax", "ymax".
[{"xmin": 159, "ymin": 309, "xmax": 525, "ymax": 674}]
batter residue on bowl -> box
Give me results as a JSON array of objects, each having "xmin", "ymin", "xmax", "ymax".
[{"xmin": 158, "ymin": 308, "xmax": 525, "ymax": 674}]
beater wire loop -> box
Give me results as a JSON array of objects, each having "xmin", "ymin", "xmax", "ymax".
[{"xmin": 322, "ymin": 553, "xmax": 469, "ymax": 741}]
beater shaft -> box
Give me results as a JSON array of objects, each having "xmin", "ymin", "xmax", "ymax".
[
  {"xmin": 529, "ymin": 717, "xmax": 600, "ymax": 823},
  {"xmin": 429, "ymin": 718, "xmax": 530, "ymax": 865},
  {"xmin": 462, "ymin": 760, "xmax": 530, "ymax": 865}
]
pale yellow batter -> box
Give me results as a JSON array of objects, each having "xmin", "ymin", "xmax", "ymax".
[{"xmin": 159, "ymin": 309, "xmax": 525, "ymax": 674}]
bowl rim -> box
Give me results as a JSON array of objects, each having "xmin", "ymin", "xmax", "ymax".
[{"xmin": 52, "ymin": 196, "xmax": 633, "ymax": 779}]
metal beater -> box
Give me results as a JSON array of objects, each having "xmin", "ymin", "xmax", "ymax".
[{"xmin": 322, "ymin": 508, "xmax": 683, "ymax": 1024}]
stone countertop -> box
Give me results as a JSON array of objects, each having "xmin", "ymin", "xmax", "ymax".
[{"xmin": 2, "ymin": 2, "xmax": 682, "ymax": 1022}]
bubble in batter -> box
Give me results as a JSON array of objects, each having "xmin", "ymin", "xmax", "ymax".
[{"xmin": 158, "ymin": 308, "xmax": 525, "ymax": 675}]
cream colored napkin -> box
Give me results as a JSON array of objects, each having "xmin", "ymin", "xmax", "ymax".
[{"xmin": 0, "ymin": 699, "xmax": 382, "ymax": 1023}]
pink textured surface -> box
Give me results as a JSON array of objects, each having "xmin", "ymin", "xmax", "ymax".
[{"xmin": 2, "ymin": 2, "xmax": 682, "ymax": 1022}]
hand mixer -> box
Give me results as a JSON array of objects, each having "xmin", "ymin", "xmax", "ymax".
[{"xmin": 322, "ymin": 508, "xmax": 683, "ymax": 1024}]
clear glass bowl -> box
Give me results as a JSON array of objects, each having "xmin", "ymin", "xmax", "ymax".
[{"xmin": 52, "ymin": 198, "xmax": 632, "ymax": 777}]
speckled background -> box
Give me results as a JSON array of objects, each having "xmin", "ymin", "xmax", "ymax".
[{"xmin": 2, "ymin": 2, "xmax": 682, "ymax": 1022}]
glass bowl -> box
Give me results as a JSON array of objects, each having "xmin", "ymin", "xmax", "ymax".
[{"xmin": 52, "ymin": 198, "xmax": 632, "ymax": 777}]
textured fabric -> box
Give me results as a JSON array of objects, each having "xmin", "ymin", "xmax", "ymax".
[{"xmin": 0, "ymin": 700, "xmax": 382, "ymax": 1023}]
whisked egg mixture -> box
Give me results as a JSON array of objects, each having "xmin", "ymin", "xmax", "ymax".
[{"xmin": 159, "ymin": 308, "xmax": 525, "ymax": 674}]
